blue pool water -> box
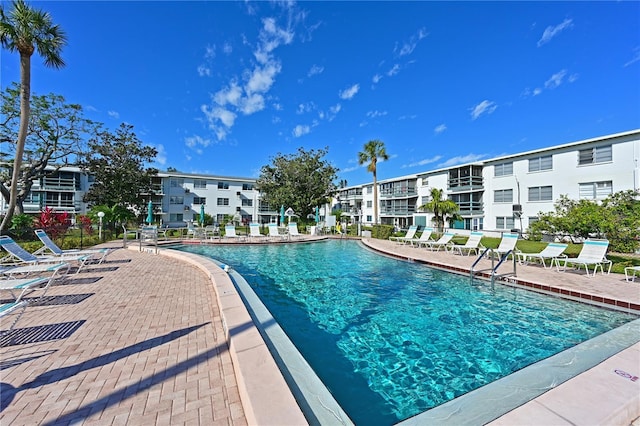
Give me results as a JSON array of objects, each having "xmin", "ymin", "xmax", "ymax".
[{"xmin": 174, "ymin": 240, "xmax": 636, "ymax": 425}]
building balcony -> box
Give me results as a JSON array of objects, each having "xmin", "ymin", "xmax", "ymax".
[{"xmin": 379, "ymin": 188, "xmax": 417, "ymax": 198}]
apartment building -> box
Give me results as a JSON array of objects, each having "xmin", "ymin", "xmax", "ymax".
[{"xmin": 348, "ymin": 129, "xmax": 640, "ymax": 234}]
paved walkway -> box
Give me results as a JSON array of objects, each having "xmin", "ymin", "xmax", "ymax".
[{"xmin": 0, "ymin": 243, "xmax": 246, "ymax": 425}]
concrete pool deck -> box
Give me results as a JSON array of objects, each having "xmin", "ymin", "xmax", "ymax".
[{"xmin": 0, "ymin": 236, "xmax": 638, "ymax": 425}]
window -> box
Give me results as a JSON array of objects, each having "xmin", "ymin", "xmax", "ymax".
[
  {"xmin": 579, "ymin": 181, "xmax": 613, "ymax": 200},
  {"xmin": 421, "ymin": 178, "xmax": 428, "ymax": 186},
  {"xmin": 242, "ymin": 183, "xmax": 254, "ymax": 190},
  {"xmin": 528, "ymin": 217, "xmax": 539, "ymax": 226},
  {"xmin": 528, "ymin": 155, "xmax": 553, "ymax": 172},
  {"xmin": 242, "ymin": 199, "xmax": 253, "ymax": 207},
  {"xmin": 528, "ymin": 186, "xmax": 553, "ymax": 202},
  {"xmin": 194, "ymin": 179, "xmax": 207, "ymax": 189},
  {"xmin": 170, "ymin": 178, "xmax": 184, "ymax": 187},
  {"xmin": 169, "ymin": 196, "xmax": 184, "ymax": 204},
  {"xmin": 169, "ymin": 213, "xmax": 183, "ymax": 222},
  {"xmin": 494, "ymin": 162, "xmax": 513, "ymax": 177},
  {"xmin": 366, "ymin": 200, "xmax": 372, "ymax": 208},
  {"xmin": 193, "ymin": 197, "xmax": 206, "ymax": 204},
  {"xmin": 494, "ymin": 189, "xmax": 513, "ymax": 203},
  {"xmin": 366, "ymin": 215, "xmax": 372, "ymax": 222},
  {"xmin": 216, "ymin": 214, "xmax": 225, "ymax": 223},
  {"xmin": 218, "ymin": 181, "xmax": 229, "ymax": 189},
  {"xmin": 367, "ymin": 186, "xmax": 373, "ymax": 194},
  {"xmin": 217, "ymin": 198, "xmax": 229, "ymax": 206},
  {"xmin": 578, "ymin": 145, "xmax": 612, "ymax": 165},
  {"xmin": 496, "ymin": 216, "xmax": 515, "ymax": 229}
]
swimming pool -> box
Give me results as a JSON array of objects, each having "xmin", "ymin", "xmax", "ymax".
[{"xmin": 173, "ymin": 240, "xmax": 637, "ymax": 424}]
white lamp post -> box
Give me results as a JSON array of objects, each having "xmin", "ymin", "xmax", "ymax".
[{"xmin": 97, "ymin": 211, "xmax": 105, "ymax": 240}]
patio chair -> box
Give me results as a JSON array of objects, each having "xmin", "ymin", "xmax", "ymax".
[
  {"xmin": 517, "ymin": 242, "xmax": 568, "ymax": 269},
  {"xmin": 33, "ymin": 229, "xmax": 112, "ymax": 264},
  {"xmin": 408, "ymin": 227, "xmax": 435, "ymax": 247},
  {"xmin": 223, "ymin": 225, "xmax": 245, "ymax": 241},
  {"xmin": 249, "ymin": 223, "xmax": 268, "ymax": 241},
  {"xmin": 268, "ymin": 223, "xmax": 287, "ymax": 240},
  {"xmin": 450, "ymin": 232, "xmax": 485, "ymax": 256},
  {"xmin": 288, "ymin": 222, "xmax": 302, "ymax": 238},
  {"xmin": 0, "ymin": 262, "xmax": 71, "ymax": 329},
  {"xmin": 421, "ymin": 232, "xmax": 456, "ymax": 251},
  {"xmin": 555, "ymin": 239, "xmax": 612, "ymax": 277},
  {"xmin": 624, "ymin": 265, "xmax": 640, "ymax": 282},
  {"xmin": 0, "ymin": 235, "xmax": 91, "ymax": 274},
  {"xmin": 389, "ymin": 225, "xmax": 418, "ymax": 244},
  {"xmin": 488, "ymin": 233, "xmax": 520, "ymax": 261}
]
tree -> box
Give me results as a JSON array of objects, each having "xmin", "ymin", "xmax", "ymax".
[
  {"xmin": 601, "ymin": 190, "xmax": 640, "ymax": 253},
  {"xmin": 528, "ymin": 190, "xmax": 639, "ymax": 252},
  {"xmin": 257, "ymin": 147, "xmax": 338, "ymax": 220},
  {"xmin": 0, "ymin": 0, "xmax": 67, "ymax": 231},
  {"xmin": 81, "ymin": 123, "xmax": 158, "ymax": 220},
  {"xmin": 358, "ymin": 139, "xmax": 388, "ymax": 224},
  {"xmin": 0, "ymin": 83, "xmax": 97, "ymax": 223},
  {"xmin": 419, "ymin": 187, "xmax": 461, "ymax": 232}
]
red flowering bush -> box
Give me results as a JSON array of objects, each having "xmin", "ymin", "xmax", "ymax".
[{"xmin": 36, "ymin": 207, "xmax": 71, "ymax": 240}]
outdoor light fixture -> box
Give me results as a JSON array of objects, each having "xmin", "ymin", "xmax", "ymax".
[{"xmin": 97, "ymin": 211, "xmax": 105, "ymax": 240}]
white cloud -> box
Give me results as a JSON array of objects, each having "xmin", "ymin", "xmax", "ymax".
[
  {"xmin": 297, "ymin": 102, "xmax": 315, "ymax": 114},
  {"xmin": 387, "ymin": 64, "xmax": 400, "ymax": 77},
  {"xmin": 395, "ymin": 27, "xmax": 429, "ymax": 57},
  {"xmin": 434, "ymin": 124, "xmax": 447, "ymax": 134},
  {"xmin": 469, "ymin": 100, "xmax": 497, "ymax": 120},
  {"xmin": 544, "ymin": 69, "xmax": 567, "ymax": 89},
  {"xmin": 107, "ymin": 110, "xmax": 119, "ymax": 119},
  {"xmin": 213, "ymin": 81, "xmax": 243, "ymax": 107},
  {"xmin": 153, "ymin": 144, "xmax": 167, "ymax": 166},
  {"xmin": 292, "ymin": 124, "xmax": 311, "ymax": 137},
  {"xmin": 307, "ymin": 64, "xmax": 324, "ymax": 77},
  {"xmin": 201, "ymin": 10, "xmax": 295, "ymax": 140},
  {"xmin": 201, "ymin": 104, "xmax": 237, "ymax": 128},
  {"xmin": 339, "ymin": 84, "xmax": 360, "ymax": 100},
  {"xmin": 403, "ymin": 155, "xmax": 442, "ymax": 168},
  {"xmin": 184, "ymin": 135, "xmax": 212, "ymax": 149},
  {"xmin": 245, "ymin": 61, "xmax": 281, "ymax": 95},
  {"xmin": 372, "ymin": 74, "xmax": 382, "ymax": 84},
  {"xmin": 366, "ymin": 110, "xmax": 388, "ymax": 119},
  {"xmin": 437, "ymin": 154, "xmax": 486, "ymax": 168},
  {"xmin": 624, "ymin": 47, "xmax": 640, "ymax": 67},
  {"xmin": 537, "ymin": 18, "xmax": 573, "ymax": 47},
  {"xmin": 238, "ymin": 93, "xmax": 265, "ymax": 115},
  {"xmin": 197, "ymin": 65, "xmax": 211, "ymax": 77}
]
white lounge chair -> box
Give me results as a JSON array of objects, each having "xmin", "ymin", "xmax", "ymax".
[
  {"xmin": 33, "ymin": 229, "xmax": 112, "ymax": 264},
  {"xmin": 624, "ymin": 265, "xmax": 640, "ymax": 282},
  {"xmin": 555, "ymin": 239, "xmax": 612, "ymax": 277},
  {"xmin": 249, "ymin": 223, "xmax": 267, "ymax": 241},
  {"xmin": 288, "ymin": 222, "xmax": 302, "ymax": 238},
  {"xmin": 268, "ymin": 223, "xmax": 287, "ymax": 240},
  {"xmin": 517, "ymin": 242, "xmax": 568, "ymax": 269},
  {"xmin": 409, "ymin": 228, "xmax": 435, "ymax": 247},
  {"xmin": 0, "ymin": 235, "xmax": 91, "ymax": 274},
  {"xmin": 489, "ymin": 233, "xmax": 520, "ymax": 260},
  {"xmin": 450, "ymin": 232, "xmax": 484, "ymax": 256},
  {"xmin": 389, "ymin": 225, "xmax": 418, "ymax": 244},
  {"xmin": 421, "ymin": 232, "xmax": 456, "ymax": 251},
  {"xmin": 223, "ymin": 225, "xmax": 245, "ymax": 241}
]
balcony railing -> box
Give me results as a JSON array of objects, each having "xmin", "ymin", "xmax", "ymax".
[{"xmin": 379, "ymin": 188, "xmax": 417, "ymax": 198}]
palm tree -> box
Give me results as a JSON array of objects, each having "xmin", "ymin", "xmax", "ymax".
[
  {"xmin": 0, "ymin": 0, "xmax": 66, "ymax": 231},
  {"xmin": 358, "ymin": 139, "xmax": 389, "ymax": 225},
  {"xmin": 419, "ymin": 188, "xmax": 461, "ymax": 232}
]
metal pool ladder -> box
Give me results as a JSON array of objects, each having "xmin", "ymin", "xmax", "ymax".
[{"xmin": 470, "ymin": 247, "xmax": 517, "ymax": 284}]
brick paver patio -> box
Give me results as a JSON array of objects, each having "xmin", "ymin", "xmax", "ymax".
[{"xmin": 0, "ymin": 243, "xmax": 246, "ymax": 425}]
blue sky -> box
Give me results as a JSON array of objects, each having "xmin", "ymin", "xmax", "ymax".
[{"xmin": 2, "ymin": 1, "xmax": 639, "ymax": 185}]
